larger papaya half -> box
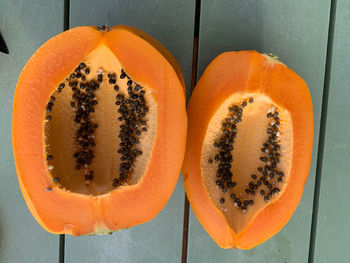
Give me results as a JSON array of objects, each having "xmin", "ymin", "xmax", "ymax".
[
  {"xmin": 182, "ymin": 51, "xmax": 313, "ymax": 249},
  {"xmin": 12, "ymin": 25, "xmax": 187, "ymax": 235}
]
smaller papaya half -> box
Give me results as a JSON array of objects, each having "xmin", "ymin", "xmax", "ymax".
[
  {"xmin": 12, "ymin": 25, "xmax": 187, "ymax": 235},
  {"xmin": 182, "ymin": 51, "xmax": 313, "ymax": 249}
]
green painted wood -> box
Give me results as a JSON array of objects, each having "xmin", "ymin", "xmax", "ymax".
[
  {"xmin": 187, "ymin": 0, "xmax": 331, "ymax": 262},
  {"xmin": 0, "ymin": 0, "xmax": 63, "ymax": 262},
  {"xmin": 314, "ymin": 1, "xmax": 350, "ymax": 262},
  {"xmin": 66, "ymin": 1, "xmax": 195, "ymax": 262},
  {"xmin": 66, "ymin": 180, "xmax": 185, "ymax": 262},
  {"xmin": 70, "ymin": 0, "xmax": 195, "ymax": 97}
]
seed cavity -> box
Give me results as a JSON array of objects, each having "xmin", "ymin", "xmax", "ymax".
[
  {"xmin": 44, "ymin": 61, "xmax": 150, "ymax": 190},
  {"xmin": 209, "ymin": 98, "xmax": 285, "ymax": 211}
]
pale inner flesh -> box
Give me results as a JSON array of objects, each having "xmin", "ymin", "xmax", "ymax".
[
  {"xmin": 44, "ymin": 45, "xmax": 157, "ymax": 195},
  {"xmin": 201, "ymin": 94, "xmax": 293, "ymax": 234}
]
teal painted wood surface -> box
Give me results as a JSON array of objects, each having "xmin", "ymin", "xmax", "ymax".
[
  {"xmin": 65, "ymin": 1, "xmax": 195, "ymax": 262},
  {"xmin": 69, "ymin": 0, "xmax": 195, "ymax": 98},
  {"xmin": 0, "ymin": 1, "xmax": 63, "ymax": 262},
  {"xmin": 187, "ymin": 0, "xmax": 331, "ymax": 262},
  {"xmin": 66, "ymin": 180, "xmax": 185, "ymax": 263},
  {"xmin": 314, "ymin": 0, "xmax": 350, "ymax": 262}
]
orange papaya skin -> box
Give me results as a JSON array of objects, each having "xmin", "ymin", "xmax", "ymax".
[
  {"xmin": 182, "ymin": 51, "xmax": 313, "ymax": 249},
  {"xmin": 13, "ymin": 25, "xmax": 187, "ymax": 235}
]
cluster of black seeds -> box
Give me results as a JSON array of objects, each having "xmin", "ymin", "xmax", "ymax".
[
  {"xmin": 45, "ymin": 62, "xmax": 148, "ymax": 189},
  {"xmin": 69, "ymin": 64, "xmax": 99, "ymax": 182},
  {"xmin": 112, "ymin": 69, "xmax": 148, "ymax": 187},
  {"xmin": 207, "ymin": 99, "xmax": 253, "ymax": 212},
  {"xmin": 208, "ymin": 99, "xmax": 284, "ymax": 213},
  {"xmin": 248, "ymin": 108, "xmax": 283, "ymax": 203},
  {"xmin": 46, "ymin": 62, "xmax": 98, "ymax": 184}
]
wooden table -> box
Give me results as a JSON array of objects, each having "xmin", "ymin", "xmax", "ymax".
[{"xmin": 0, "ymin": 0, "xmax": 347, "ymax": 262}]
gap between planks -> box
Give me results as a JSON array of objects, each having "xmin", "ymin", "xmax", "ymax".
[
  {"xmin": 308, "ymin": 0, "xmax": 338, "ymax": 262},
  {"xmin": 182, "ymin": 0, "xmax": 202, "ymax": 263},
  {"xmin": 59, "ymin": 0, "xmax": 70, "ymax": 262}
]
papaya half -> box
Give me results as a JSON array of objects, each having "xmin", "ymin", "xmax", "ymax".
[
  {"xmin": 182, "ymin": 51, "xmax": 313, "ymax": 249},
  {"xmin": 12, "ymin": 25, "xmax": 187, "ymax": 235}
]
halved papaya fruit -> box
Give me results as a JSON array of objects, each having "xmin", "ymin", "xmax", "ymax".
[
  {"xmin": 182, "ymin": 51, "xmax": 313, "ymax": 249},
  {"xmin": 12, "ymin": 25, "xmax": 187, "ymax": 235}
]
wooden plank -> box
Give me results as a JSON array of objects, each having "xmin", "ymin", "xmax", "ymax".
[
  {"xmin": 0, "ymin": 0, "xmax": 63, "ymax": 262},
  {"xmin": 314, "ymin": 1, "xmax": 350, "ymax": 262},
  {"xmin": 69, "ymin": 0, "xmax": 195, "ymax": 95},
  {"xmin": 187, "ymin": 0, "xmax": 331, "ymax": 262},
  {"xmin": 66, "ymin": 1, "xmax": 195, "ymax": 262},
  {"xmin": 66, "ymin": 180, "xmax": 185, "ymax": 262}
]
